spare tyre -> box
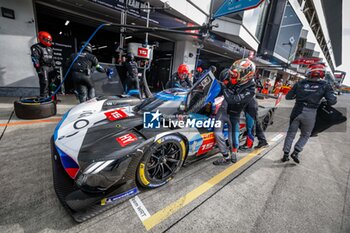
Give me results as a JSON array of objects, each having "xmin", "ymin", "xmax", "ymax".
[{"xmin": 14, "ymin": 97, "xmax": 57, "ymax": 119}]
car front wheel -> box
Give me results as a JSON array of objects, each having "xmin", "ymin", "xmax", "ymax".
[{"xmin": 137, "ymin": 135, "xmax": 186, "ymax": 188}]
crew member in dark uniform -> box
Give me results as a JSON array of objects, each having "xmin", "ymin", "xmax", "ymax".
[
  {"xmin": 213, "ymin": 68, "xmax": 232, "ymax": 165},
  {"xmin": 165, "ymin": 64, "xmax": 192, "ymax": 89},
  {"xmin": 213, "ymin": 58, "xmax": 257, "ymax": 165},
  {"xmin": 282, "ymin": 63, "xmax": 337, "ymax": 163},
  {"xmin": 193, "ymin": 66, "xmax": 203, "ymax": 84},
  {"xmin": 68, "ymin": 42, "xmax": 106, "ymax": 103},
  {"xmin": 31, "ymin": 31, "xmax": 56, "ymax": 97},
  {"xmin": 240, "ymin": 74, "xmax": 269, "ymax": 151},
  {"xmin": 210, "ymin": 65, "xmax": 217, "ymax": 77},
  {"xmin": 124, "ymin": 53, "xmax": 139, "ymax": 93},
  {"xmin": 255, "ymin": 74, "xmax": 263, "ymax": 93}
]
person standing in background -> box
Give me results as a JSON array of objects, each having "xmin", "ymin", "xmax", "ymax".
[
  {"xmin": 31, "ymin": 31, "xmax": 56, "ymax": 98},
  {"xmin": 273, "ymin": 79, "xmax": 283, "ymax": 96},
  {"xmin": 262, "ymin": 78, "xmax": 271, "ymax": 94},
  {"xmin": 124, "ymin": 53, "xmax": 139, "ymax": 93}
]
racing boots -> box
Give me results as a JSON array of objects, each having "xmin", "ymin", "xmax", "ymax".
[
  {"xmin": 213, "ymin": 154, "xmax": 231, "ymax": 166},
  {"xmin": 213, "ymin": 151, "xmax": 238, "ymax": 165},
  {"xmin": 239, "ymin": 144, "xmax": 253, "ymax": 152},
  {"xmin": 231, "ymin": 152, "xmax": 237, "ymax": 163},
  {"xmin": 281, "ymin": 152, "xmax": 290, "ymax": 162},
  {"xmin": 290, "ymin": 150, "xmax": 300, "ymax": 164},
  {"xmin": 254, "ymin": 140, "xmax": 269, "ymax": 149}
]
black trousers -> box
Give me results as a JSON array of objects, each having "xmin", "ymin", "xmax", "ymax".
[
  {"xmin": 72, "ymin": 71, "xmax": 95, "ymax": 103},
  {"xmin": 244, "ymin": 99, "xmax": 267, "ymax": 143},
  {"xmin": 255, "ymin": 119, "xmax": 267, "ymax": 143},
  {"xmin": 37, "ymin": 66, "xmax": 54, "ymax": 97}
]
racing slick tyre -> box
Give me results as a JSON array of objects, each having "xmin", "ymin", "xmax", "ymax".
[
  {"xmin": 137, "ymin": 135, "xmax": 186, "ymax": 188},
  {"xmin": 14, "ymin": 97, "xmax": 56, "ymax": 119}
]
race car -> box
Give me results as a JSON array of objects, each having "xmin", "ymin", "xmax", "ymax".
[{"xmin": 51, "ymin": 72, "xmax": 277, "ymax": 222}]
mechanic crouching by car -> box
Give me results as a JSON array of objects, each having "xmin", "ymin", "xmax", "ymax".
[
  {"xmin": 213, "ymin": 59, "xmax": 257, "ymax": 165},
  {"xmin": 165, "ymin": 64, "xmax": 192, "ymax": 89},
  {"xmin": 281, "ymin": 63, "xmax": 337, "ymax": 163},
  {"xmin": 31, "ymin": 31, "xmax": 56, "ymax": 98},
  {"xmin": 68, "ymin": 42, "xmax": 106, "ymax": 103}
]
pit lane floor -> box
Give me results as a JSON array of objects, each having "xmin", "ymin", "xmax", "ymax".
[{"xmin": 0, "ymin": 95, "xmax": 349, "ymax": 233}]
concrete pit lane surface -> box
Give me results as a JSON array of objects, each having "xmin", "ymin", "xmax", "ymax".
[{"xmin": 0, "ymin": 95, "xmax": 349, "ymax": 233}]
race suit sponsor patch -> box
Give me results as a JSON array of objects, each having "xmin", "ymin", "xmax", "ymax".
[{"xmin": 116, "ymin": 133, "xmax": 138, "ymax": 147}]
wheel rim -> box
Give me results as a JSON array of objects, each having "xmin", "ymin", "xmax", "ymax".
[{"xmin": 146, "ymin": 142, "xmax": 181, "ymax": 181}]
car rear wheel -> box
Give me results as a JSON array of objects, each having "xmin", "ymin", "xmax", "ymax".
[{"xmin": 137, "ymin": 135, "xmax": 186, "ymax": 188}]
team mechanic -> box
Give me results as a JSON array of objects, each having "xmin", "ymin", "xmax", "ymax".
[
  {"xmin": 213, "ymin": 59, "xmax": 257, "ymax": 165},
  {"xmin": 68, "ymin": 42, "xmax": 107, "ymax": 103},
  {"xmin": 123, "ymin": 53, "xmax": 139, "ymax": 93},
  {"xmin": 213, "ymin": 68, "xmax": 234, "ymax": 165},
  {"xmin": 31, "ymin": 31, "xmax": 57, "ymax": 97},
  {"xmin": 281, "ymin": 63, "xmax": 337, "ymax": 163},
  {"xmin": 165, "ymin": 64, "xmax": 193, "ymax": 89}
]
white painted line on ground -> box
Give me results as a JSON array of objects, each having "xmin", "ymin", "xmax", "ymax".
[
  {"xmin": 271, "ymin": 133, "xmax": 284, "ymax": 142},
  {"xmin": 130, "ymin": 195, "xmax": 151, "ymax": 221}
]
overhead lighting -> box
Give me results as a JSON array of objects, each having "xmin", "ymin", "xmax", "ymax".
[
  {"xmin": 59, "ymin": 31, "xmax": 62, "ymax": 35},
  {"xmin": 65, "ymin": 20, "xmax": 70, "ymax": 26},
  {"xmin": 124, "ymin": 36, "xmax": 132, "ymax": 40},
  {"xmin": 131, "ymin": 22, "xmax": 136, "ymax": 25},
  {"xmin": 98, "ymin": 45, "xmax": 108, "ymax": 49}
]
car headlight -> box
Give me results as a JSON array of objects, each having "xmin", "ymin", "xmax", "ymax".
[
  {"xmin": 76, "ymin": 156, "xmax": 132, "ymax": 192},
  {"xmin": 76, "ymin": 160, "xmax": 115, "ymax": 192}
]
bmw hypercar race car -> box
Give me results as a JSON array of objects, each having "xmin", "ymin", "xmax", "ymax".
[{"xmin": 51, "ymin": 72, "xmax": 277, "ymax": 222}]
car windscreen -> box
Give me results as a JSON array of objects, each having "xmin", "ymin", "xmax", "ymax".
[{"xmin": 134, "ymin": 97, "xmax": 182, "ymax": 115}]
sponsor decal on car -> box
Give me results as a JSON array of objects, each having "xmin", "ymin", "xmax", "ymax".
[
  {"xmin": 201, "ymin": 132, "xmax": 215, "ymax": 140},
  {"xmin": 73, "ymin": 119, "xmax": 89, "ymax": 129},
  {"xmin": 116, "ymin": 133, "xmax": 138, "ymax": 147},
  {"xmin": 100, "ymin": 187, "xmax": 139, "ymax": 205},
  {"xmin": 104, "ymin": 108, "xmax": 128, "ymax": 121},
  {"xmin": 197, "ymin": 132, "xmax": 215, "ymax": 155}
]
